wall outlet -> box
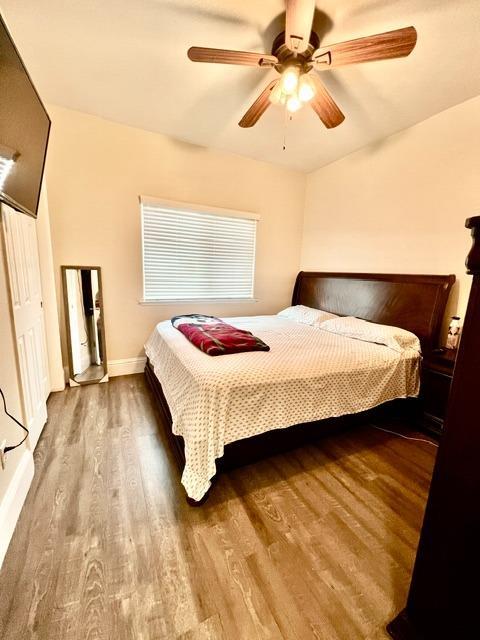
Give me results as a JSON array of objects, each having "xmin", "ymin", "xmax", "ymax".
[{"xmin": 0, "ymin": 439, "xmax": 6, "ymax": 470}]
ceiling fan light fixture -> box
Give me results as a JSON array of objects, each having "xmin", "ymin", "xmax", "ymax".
[
  {"xmin": 286, "ymin": 94, "xmax": 302, "ymax": 113},
  {"xmin": 281, "ymin": 66, "xmax": 300, "ymax": 95},
  {"xmin": 298, "ymin": 73, "xmax": 316, "ymax": 103},
  {"xmin": 188, "ymin": 4, "xmax": 417, "ymax": 131}
]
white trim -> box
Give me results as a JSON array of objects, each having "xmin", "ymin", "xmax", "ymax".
[
  {"xmin": 139, "ymin": 195, "xmax": 259, "ymax": 222},
  {"xmin": 141, "ymin": 201, "xmax": 147, "ymax": 308},
  {"xmin": 138, "ymin": 297, "xmax": 258, "ymax": 305},
  {"xmin": 108, "ymin": 357, "xmax": 146, "ymax": 377},
  {"xmin": 50, "ymin": 383, "xmax": 66, "ymax": 393},
  {"xmin": 140, "ymin": 200, "xmax": 258, "ymax": 302},
  {"xmin": 0, "ymin": 449, "xmax": 34, "ymax": 569},
  {"xmin": 66, "ymin": 360, "xmax": 141, "ymax": 382}
]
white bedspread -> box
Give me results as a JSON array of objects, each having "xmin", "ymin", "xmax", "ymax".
[{"xmin": 145, "ymin": 315, "xmax": 420, "ymax": 501}]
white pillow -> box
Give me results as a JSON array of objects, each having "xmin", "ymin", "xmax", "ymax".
[
  {"xmin": 320, "ymin": 316, "xmax": 421, "ymax": 353},
  {"xmin": 277, "ymin": 305, "xmax": 338, "ymax": 327}
]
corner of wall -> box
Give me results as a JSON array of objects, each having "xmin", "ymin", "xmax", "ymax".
[{"xmin": 36, "ymin": 183, "xmax": 65, "ymax": 392}]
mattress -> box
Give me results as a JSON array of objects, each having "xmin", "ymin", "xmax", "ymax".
[{"xmin": 145, "ymin": 315, "xmax": 420, "ymax": 501}]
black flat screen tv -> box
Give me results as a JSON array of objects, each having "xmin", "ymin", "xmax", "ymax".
[{"xmin": 0, "ymin": 13, "xmax": 50, "ymax": 218}]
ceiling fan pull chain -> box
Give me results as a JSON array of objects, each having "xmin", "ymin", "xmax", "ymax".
[
  {"xmin": 283, "ymin": 108, "xmax": 288, "ymax": 151},
  {"xmin": 282, "ymin": 107, "xmax": 295, "ymax": 151}
]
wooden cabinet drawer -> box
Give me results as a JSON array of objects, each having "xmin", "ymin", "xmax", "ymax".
[{"xmin": 420, "ymin": 367, "xmax": 453, "ymax": 433}]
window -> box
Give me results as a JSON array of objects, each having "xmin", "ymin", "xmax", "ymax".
[{"xmin": 141, "ymin": 198, "xmax": 258, "ymax": 302}]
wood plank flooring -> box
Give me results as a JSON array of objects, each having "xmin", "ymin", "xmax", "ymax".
[{"xmin": 0, "ymin": 375, "xmax": 436, "ymax": 640}]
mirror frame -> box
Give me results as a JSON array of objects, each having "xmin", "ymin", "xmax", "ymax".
[{"xmin": 61, "ymin": 265, "xmax": 108, "ymax": 386}]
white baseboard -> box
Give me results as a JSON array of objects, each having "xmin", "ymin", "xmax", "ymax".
[
  {"xmin": 0, "ymin": 449, "xmax": 35, "ymax": 569},
  {"xmin": 107, "ymin": 357, "xmax": 146, "ymax": 377},
  {"xmin": 61, "ymin": 358, "xmax": 146, "ymax": 382},
  {"xmin": 50, "ymin": 384, "xmax": 66, "ymax": 393}
]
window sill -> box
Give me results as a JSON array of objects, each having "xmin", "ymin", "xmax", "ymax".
[{"xmin": 139, "ymin": 298, "xmax": 258, "ymax": 305}]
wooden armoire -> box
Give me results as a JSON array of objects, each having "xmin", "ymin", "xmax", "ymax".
[{"xmin": 388, "ymin": 216, "xmax": 480, "ymax": 638}]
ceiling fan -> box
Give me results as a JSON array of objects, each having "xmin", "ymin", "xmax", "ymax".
[{"xmin": 187, "ymin": 0, "xmax": 417, "ymax": 129}]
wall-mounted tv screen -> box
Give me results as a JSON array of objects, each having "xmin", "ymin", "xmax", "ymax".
[{"xmin": 0, "ymin": 14, "xmax": 50, "ymax": 218}]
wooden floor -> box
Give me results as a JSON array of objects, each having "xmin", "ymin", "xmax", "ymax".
[{"xmin": 0, "ymin": 375, "xmax": 436, "ymax": 640}]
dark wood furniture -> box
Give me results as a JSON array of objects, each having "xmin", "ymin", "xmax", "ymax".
[
  {"xmin": 419, "ymin": 348, "xmax": 457, "ymax": 435},
  {"xmin": 292, "ymin": 271, "xmax": 454, "ymax": 353},
  {"xmin": 145, "ymin": 271, "xmax": 455, "ymax": 503},
  {"xmin": 388, "ymin": 217, "xmax": 480, "ymax": 639}
]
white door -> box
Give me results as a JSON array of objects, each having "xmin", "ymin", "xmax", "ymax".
[{"xmin": 1, "ymin": 204, "xmax": 49, "ymax": 448}]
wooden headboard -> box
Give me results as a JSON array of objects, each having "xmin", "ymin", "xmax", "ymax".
[{"xmin": 292, "ymin": 272, "xmax": 455, "ymax": 352}]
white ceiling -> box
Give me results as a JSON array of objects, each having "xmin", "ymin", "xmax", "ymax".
[{"xmin": 2, "ymin": 0, "xmax": 480, "ymax": 173}]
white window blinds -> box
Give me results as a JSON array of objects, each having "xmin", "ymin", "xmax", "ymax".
[{"xmin": 141, "ymin": 199, "xmax": 257, "ymax": 301}]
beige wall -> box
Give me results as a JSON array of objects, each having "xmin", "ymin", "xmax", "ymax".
[
  {"xmin": 45, "ymin": 105, "xmax": 306, "ymax": 364},
  {"xmin": 301, "ymin": 95, "xmax": 480, "ymax": 337},
  {"xmin": 0, "ymin": 210, "xmax": 25, "ymax": 503},
  {"xmin": 45, "ymin": 96, "xmax": 480, "ymax": 366},
  {"xmin": 36, "ymin": 185, "xmax": 64, "ymax": 391}
]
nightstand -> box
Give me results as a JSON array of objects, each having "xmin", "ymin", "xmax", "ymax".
[{"xmin": 419, "ymin": 348, "xmax": 457, "ymax": 435}]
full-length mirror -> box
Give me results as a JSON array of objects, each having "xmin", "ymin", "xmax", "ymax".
[{"xmin": 62, "ymin": 266, "xmax": 108, "ymax": 386}]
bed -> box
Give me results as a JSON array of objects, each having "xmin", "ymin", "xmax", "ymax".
[{"xmin": 145, "ymin": 271, "xmax": 455, "ymax": 503}]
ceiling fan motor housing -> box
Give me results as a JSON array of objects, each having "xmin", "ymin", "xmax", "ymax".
[{"xmin": 271, "ymin": 30, "xmax": 320, "ymax": 73}]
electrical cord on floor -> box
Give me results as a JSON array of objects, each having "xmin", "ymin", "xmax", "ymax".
[
  {"xmin": 371, "ymin": 424, "xmax": 438, "ymax": 448},
  {"xmin": 0, "ymin": 386, "xmax": 29, "ymax": 453}
]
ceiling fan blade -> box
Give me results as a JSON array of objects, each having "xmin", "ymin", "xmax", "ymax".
[
  {"xmin": 313, "ymin": 26, "xmax": 417, "ymax": 68},
  {"xmin": 188, "ymin": 47, "xmax": 278, "ymax": 67},
  {"xmin": 285, "ymin": 0, "xmax": 315, "ymax": 53},
  {"xmin": 239, "ymin": 80, "xmax": 278, "ymax": 128},
  {"xmin": 309, "ymin": 75, "xmax": 345, "ymax": 128}
]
